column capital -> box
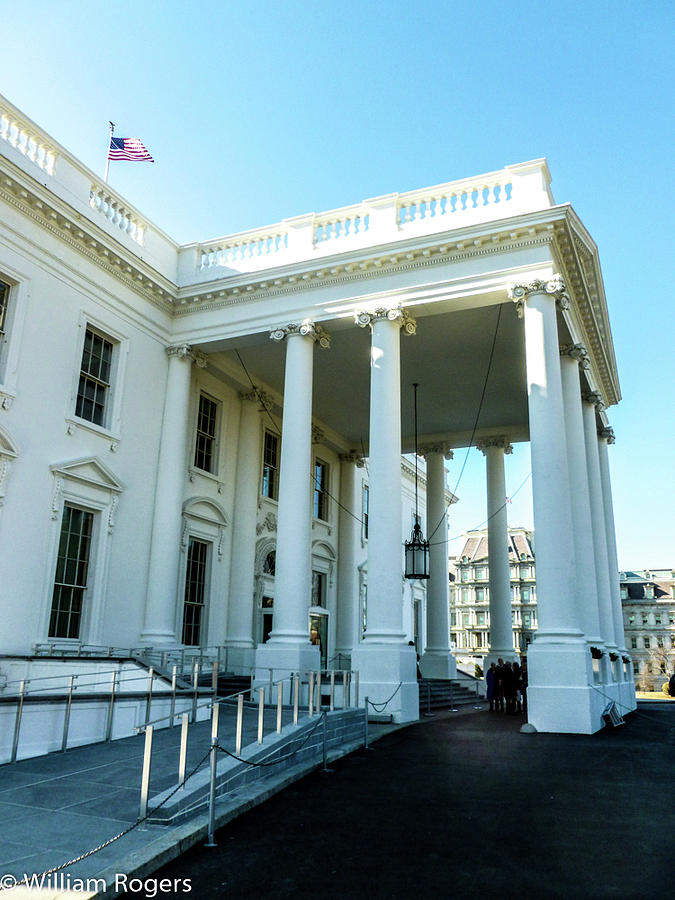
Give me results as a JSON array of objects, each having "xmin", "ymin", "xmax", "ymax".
[
  {"xmin": 240, "ymin": 387, "xmax": 272, "ymax": 408},
  {"xmin": 354, "ymin": 305, "xmax": 416, "ymax": 335},
  {"xmin": 339, "ymin": 450, "xmax": 366, "ymax": 468},
  {"xmin": 311, "ymin": 424, "xmax": 325, "ymax": 445},
  {"xmin": 598, "ymin": 425, "xmax": 615, "ymax": 444},
  {"xmin": 476, "ymin": 436, "xmax": 513, "ymax": 456},
  {"xmin": 560, "ymin": 342, "xmax": 590, "ymax": 370},
  {"xmin": 269, "ymin": 319, "xmax": 330, "ymax": 348},
  {"xmin": 581, "ymin": 390, "xmax": 605, "ymax": 411},
  {"xmin": 418, "ymin": 442, "xmax": 453, "ymax": 460},
  {"xmin": 166, "ymin": 344, "xmax": 208, "ymax": 368},
  {"xmin": 508, "ymin": 275, "xmax": 570, "ymax": 318}
]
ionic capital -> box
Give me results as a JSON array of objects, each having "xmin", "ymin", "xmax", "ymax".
[
  {"xmin": 240, "ymin": 387, "xmax": 272, "ymax": 409},
  {"xmin": 581, "ymin": 390, "xmax": 605, "ymax": 411},
  {"xmin": 476, "ymin": 437, "xmax": 513, "ymax": 456},
  {"xmin": 508, "ymin": 275, "xmax": 570, "ymax": 318},
  {"xmin": 166, "ymin": 344, "xmax": 208, "ymax": 368},
  {"xmin": 354, "ymin": 305, "xmax": 416, "ymax": 335},
  {"xmin": 269, "ymin": 319, "xmax": 330, "ymax": 348},
  {"xmin": 560, "ymin": 342, "xmax": 590, "ymax": 370},
  {"xmin": 598, "ymin": 425, "xmax": 615, "ymax": 444},
  {"xmin": 339, "ymin": 450, "xmax": 366, "ymax": 468},
  {"xmin": 418, "ymin": 442, "xmax": 454, "ymax": 460},
  {"xmin": 311, "ymin": 424, "xmax": 325, "ymax": 445}
]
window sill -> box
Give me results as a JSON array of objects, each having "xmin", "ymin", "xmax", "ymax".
[
  {"xmin": 65, "ymin": 417, "xmax": 120, "ymax": 451},
  {"xmin": 188, "ymin": 467, "xmax": 225, "ymax": 492}
]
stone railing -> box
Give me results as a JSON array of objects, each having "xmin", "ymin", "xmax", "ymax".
[
  {"xmin": 181, "ymin": 159, "xmax": 553, "ymax": 283},
  {"xmin": 89, "ymin": 185, "xmax": 146, "ymax": 245},
  {"xmin": 0, "ymin": 97, "xmax": 56, "ymax": 176}
]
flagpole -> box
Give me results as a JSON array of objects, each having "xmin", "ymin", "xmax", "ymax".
[{"xmin": 103, "ymin": 121, "xmax": 114, "ymax": 183}]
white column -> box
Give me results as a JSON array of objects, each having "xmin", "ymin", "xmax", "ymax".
[
  {"xmin": 477, "ymin": 438, "xmax": 518, "ymax": 666},
  {"xmin": 559, "ymin": 346, "xmax": 603, "ymax": 645},
  {"xmin": 350, "ymin": 306, "xmax": 419, "ymax": 723},
  {"xmin": 255, "ymin": 321, "xmax": 329, "ymax": 676},
  {"xmin": 509, "ymin": 277, "xmax": 598, "ymax": 734},
  {"xmin": 226, "ymin": 390, "xmax": 264, "ymax": 668},
  {"xmin": 141, "ymin": 344, "xmax": 205, "ymax": 644},
  {"xmin": 597, "ymin": 425, "xmax": 636, "ymax": 711},
  {"xmin": 336, "ymin": 453, "xmax": 363, "ymax": 660},
  {"xmin": 420, "ymin": 445, "xmax": 456, "ymax": 678},
  {"xmin": 581, "ymin": 392, "xmax": 617, "ymax": 657}
]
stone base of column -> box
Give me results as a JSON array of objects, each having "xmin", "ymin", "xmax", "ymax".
[
  {"xmin": 618, "ymin": 677, "xmax": 637, "ymax": 714},
  {"xmin": 419, "ymin": 649, "xmax": 457, "ymax": 680},
  {"xmin": 224, "ymin": 643, "xmax": 256, "ymax": 672},
  {"xmin": 351, "ymin": 644, "xmax": 419, "ymax": 723},
  {"xmin": 254, "ymin": 641, "xmax": 321, "ymax": 684},
  {"xmin": 525, "ymin": 638, "xmax": 605, "ymax": 734},
  {"xmin": 138, "ymin": 629, "xmax": 178, "ymax": 647}
]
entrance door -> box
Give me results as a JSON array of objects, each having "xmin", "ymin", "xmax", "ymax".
[{"xmin": 309, "ymin": 612, "xmax": 328, "ymax": 669}]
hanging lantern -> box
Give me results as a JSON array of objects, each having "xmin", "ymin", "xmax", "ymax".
[
  {"xmin": 405, "ymin": 515, "xmax": 430, "ymax": 580},
  {"xmin": 404, "ymin": 383, "xmax": 430, "ymax": 580}
]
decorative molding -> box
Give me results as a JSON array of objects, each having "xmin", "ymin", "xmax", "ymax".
[
  {"xmin": 270, "ymin": 319, "xmax": 330, "ymax": 348},
  {"xmin": 581, "ymin": 390, "xmax": 605, "ymax": 411},
  {"xmin": 354, "ymin": 305, "xmax": 416, "ymax": 335},
  {"xmin": 339, "ymin": 450, "xmax": 366, "ymax": 468},
  {"xmin": 475, "ymin": 437, "xmax": 513, "ymax": 455},
  {"xmin": 240, "ymin": 387, "xmax": 272, "ymax": 410},
  {"xmin": 418, "ymin": 442, "xmax": 454, "ymax": 460},
  {"xmin": 166, "ymin": 344, "xmax": 208, "ymax": 368},
  {"xmin": 311, "ymin": 424, "xmax": 325, "ymax": 445},
  {"xmin": 50, "ymin": 476, "xmax": 63, "ymax": 519},
  {"xmin": 0, "ymin": 391, "xmax": 14, "ymax": 411},
  {"xmin": 560, "ymin": 342, "xmax": 590, "ymax": 370},
  {"xmin": 256, "ymin": 511, "xmax": 277, "ymax": 535},
  {"xmin": 598, "ymin": 426, "xmax": 615, "ymax": 444},
  {"xmin": 508, "ymin": 275, "xmax": 570, "ymax": 317},
  {"xmin": 107, "ymin": 495, "xmax": 119, "ymax": 534}
]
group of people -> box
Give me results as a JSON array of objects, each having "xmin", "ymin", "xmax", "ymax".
[{"xmin": 485, "ymin": 658, "xmax": 527, "ymax": 715}]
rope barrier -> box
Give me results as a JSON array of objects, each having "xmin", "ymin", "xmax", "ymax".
[
  {"xmin": 366, "ymin": 682, "xmax": 402, "ymax": 713},
  {"xmin": 216, "ymin": 710, "xmax": 327, "ymax": 767}
]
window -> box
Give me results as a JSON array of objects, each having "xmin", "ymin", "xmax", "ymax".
[
  {"xmin": 669, "ymin": 613, "xmax": 675, "ymax": 626},
  {"xmin": 311, "ymin": 570, "xmax": 325, "ymax": 607},
  {"xmin": 642, "ymin": 614, "xmax": 649, "ymax": 626},
  {"xmin": 49, "ymin": 505, "xmax": 94, "ymax": 639},
  {"xmin": 628, "ymin": 613, "xmax": 635, "ymax": 626},
  {"xmin": 194, "ymin": 393, "xmax": 219, "ymax": 473},
  {"xmin": 476, "ymin": 587, "xmax": 485, "ymax": 604},
  {"xmin": 0, "ymin": 279, "xmax": 8, "ymax": 337},
  {"xmin": 313, "ymin": 460, "xmax": 329, "ymax": 520},
  {"xmin": 182, "ymin": 538, "xmax": 209, "ymax": 646},
  {"xmin": 476, "ymin": 611, "xmax": 486, "ymax": 626},
  {"xmin": 630, "ymin": 636, "xmax": 637, "ymax": 649},
  {"xmin": 462, "ymin": 613, "xmax": 470, "ymax": 627},
  {"xmin": 262, "ymin": 431, "xmax": 279, "ymax": 500},
  {"xmin": 262, "ymin": 551, "xmax": 276, "ymax": 575},
  {"xmin": 522, "ymin": 586, "xmax": 530, "ymax": 602},
  {"xmin": 76, "ymin": 327, "xmax": 114, "ymax": 427},
  {"xmin": 260, "ymin": 596, "xmax": 274, "ymax": 643},
  {"xmin": 361, "ymin": 484, "xmax": 369, "ymax": 540},
  {"xmin": 461, "ymin": 588, "xmax": 469, "ymax": 603},
  {"xmin": 657, "ymin": 636, "xmax": 664, "ymax": 649},
  {"xmin": 523, "ymin": 612, "xmax": 531, "ymax": 628},
  {"xmin": 654, "ymin": 614, "xmax": 662, "ymax": 626},
  {"xmin": 620, "ymin": 587, "xmax": 628, "ymax": 599},
  {"xmin": 633, "ymin": 662, "xmax": 639, "ymax": 676},
  {"xmin": 643, "ymin": 636, "xmax": 650, "ymax": 649},
  {"xmin": 461, "ymin": 569, "xmax": 469, "ymax": 582}
]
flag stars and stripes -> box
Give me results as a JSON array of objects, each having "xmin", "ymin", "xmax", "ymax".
[{"xmin": 108, "ymin": 137, "xmax": 154, "ymax": 162}]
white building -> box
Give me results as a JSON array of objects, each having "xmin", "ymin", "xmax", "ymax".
[
  {"xmin": 0, "ymin": 93, "xmax": 633, "ymax": 732},
  {"xmin": 620, "ymin": 569, "xmax": 675, "ymax": 690}
]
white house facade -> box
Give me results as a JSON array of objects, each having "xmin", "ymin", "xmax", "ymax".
[{"xmin": 0, "ymin": 93, "xmax": 633, "ymax": 732}]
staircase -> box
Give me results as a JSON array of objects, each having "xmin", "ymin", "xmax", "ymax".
[
  {"xmin": 196, "ymin": 673, "xmax": 252, "ymax": 700},
  {"xmin": 418, "ymin": 678, "xmax": 484, "ymax": 713}
]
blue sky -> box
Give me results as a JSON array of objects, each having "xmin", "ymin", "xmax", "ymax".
[{"xmin": 1, "ymin": 0, "xmax": 673, "ymax": 568}]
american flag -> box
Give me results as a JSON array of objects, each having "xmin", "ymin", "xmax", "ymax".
[{"xmin": 107, "ymin": 137, "xmax": 154, "ymax": 162}]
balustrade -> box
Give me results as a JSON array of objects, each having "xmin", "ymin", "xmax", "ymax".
[{"xmin": 0, "ymin": 101, "xmax": 56, "ymax": 175}]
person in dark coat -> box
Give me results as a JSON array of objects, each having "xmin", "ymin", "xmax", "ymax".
[
  {"xmin": 486, "ymin": 662, "xmax": 497, "ymax": 711},
  {"xmin": 503, "ymin": 661, "xmax": 517, "ymax": 714},
  {"xmin": 494, "ymin": 658, "xmax": 505, "ymax": 712},
  {"xmin": 668, "ymin": 672, "xmax": 675, "ymax": 698},
  {"xmin": 513, "ymin": 661, "xmax": 522, "ymax": 713}
]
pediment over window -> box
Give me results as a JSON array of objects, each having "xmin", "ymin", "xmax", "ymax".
[
  {"xmin": 0, "ymin": 427, "xmax": 18, "ymax": 458},
  {"xmin": 182, "ymin": 496, "xmax": 228, "ymax": 526},
  {"xmin": 50, "ymin": 457, "xmax": 124, "ymax": 493}
]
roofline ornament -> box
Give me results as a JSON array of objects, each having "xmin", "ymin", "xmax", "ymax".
[
  {"xmin": 508, "ymin": 275, "xmax": 570, "ymax": 318},
  {"xmin": 560, "ymin": 343, "xmax": 590, "ymax": 370},
  {"xmin": 354, "ymin": 305, "xmax": 417, "ymax": 335}
]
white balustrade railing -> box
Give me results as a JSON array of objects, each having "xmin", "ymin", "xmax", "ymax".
[
  {"xmin": 89, "ymin": 186, "xmax": 146, "ymax": 245},
  {"xmin": 397, "ymin": 172, "xmax": 512, "ymax": 227},
  {"xmin": 314, "ymin": 202, "xmax": 370, "ymax": 246},
  {"xmin": 199, "ymin": 225, "xmax": 289, "ymax": 270},
  {"xmin": 0, "ymin": 100, "xmax": 56, "ymax": 175}
]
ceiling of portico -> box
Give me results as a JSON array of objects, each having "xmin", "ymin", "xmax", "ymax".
[{"xmin": 210, "ymin": 299, "xmax": 545, "ymax": 452}]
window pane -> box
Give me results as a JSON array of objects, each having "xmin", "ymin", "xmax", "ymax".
[
  {"xmin": 0, "ymin": 280, "xmax": 9, "ymax": 334},
  {"xmin": 182, "ymin": 538, "xmax": 208, "ymax": 646},
  {"xmin": 49, "ymin": 505, "xmax": 93, "ymax": 639},
  {"xmin": 313, "ymin": 461, "xmax": 328, "ymax": 520},
  {"xmin": 76, "ymin": 328, "xmax": 114, "ymax": 426},
  {"xmin": 262, "ymin": 432, "xmax": 279, "ymax": 499},
  {"xmin": 194, "ymin": 394, "xmax": 218, "ymax": 472}
]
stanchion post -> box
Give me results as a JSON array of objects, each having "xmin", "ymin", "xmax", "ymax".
[
  {"xmin": 169, "ymin": 666, "xmax": 177, "ymax": 728},
  {"xmin": 178, "ymin": 713, "xmax": 189, "ymax": 787},
  {"xmin": 257, "ymin": 687, "xmax": 265, "ymax": 744},
  {"xmin": 268, "ymin": 668, "xmax": 273, "ymax": 701},
  {"xmin": 317, "ymin": 671, "xmax": 322, "ymax": 710},
  {"xmin": 354, "ymin": 671, "xmax": 359, "ymax": 707},
  {"xmin": 61, "ymin": 675, "xmax": 74, "ymax": 752},
  {"xmin": 308, "ymin": 671, "xmax": 315, "ymax": 717},
  {"xmin": 364, "ymin": 696, "xmax": 369, "ymax": 750},
  {"xmin": 235, "ymin": 693, "xmax": 244, "ymax": 755},
  {"xmin": 145, "ymin": 667, "xmax": 154, "ymax": 725},
  {"xmin": 138, "ymin": 725, "xmax": 154, "ymax": 821},
  {"xmin": 342, "ymin": 671, "xmax": 348, "ymax": 709},
  {"xmin": 212, "ymin": 660, "xmax": 219, "ymax": 697},
  {"xmin": 106, "ymin": 671, "xmax": 117, "ymax": 740},
  {"xmin": 10, "ymin": 680, "xmax": 25, "ymax": 763},
  {"xmin": 249, "ymin": 668, "xmax": 254, "ymax": 699},
  {"xmin": 330, "ymin": 671, "xmax": 335, "ymax": 712},
  {"xmin": 276, "ymin": 681, "xmax": 283, "ymax": 734},
  {"xmin": 205, "ymin": 703, "xmax": 219, "ymax": 847},
  {"xmin": 293, "ymin": 675, "xmax": 299, "ymax": 725},
  {"xmin": 192, "ymin": 662, "xmax": 199, "ymax": 723}
]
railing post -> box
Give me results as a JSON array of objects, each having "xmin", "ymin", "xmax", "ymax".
[
  {"xmin": 308, "ymin": 672, "xmax": 315, "ymax": 717},
  {"xmin": 342, "ymin": 671, "xmax": 348, "ymax": 709},
  {"xmin": 106, "ymin": 671, "xmax": 117, "ymax": 740},
  {"xmin": 330, "ymin": 671, "xmax": 335, "ymax": 712},
  {"xmin": 364, "ymin": 697, "xmax": 369, "ymax": 750},
  {"xmin": 212, "ymin": 661, "xmax": 219, "ymax": 696},
  {"xmin": 257, "ymin": 687, "xmax": 265, "ymax": 744},
  {"xmin": 205, "ymin": 702, "xmax": 219, "ymax": 848},
  {"xmin": 61, "ymin": 675, "xmax": 74, "ymax": 752},
  {"xmin": 317, "ymin": 671, "xmax": 322, "ymax": 710},
  {"xmin": 249, "ymin": 668, "xmax": 254, "ymax": 699},
  {"xmin": 322, "ymin": 711, "xmax": 332, "ymax": 773},
  {"xmin": 145, "ymin": 667, "xmax": 154, "ymax": 725},
  {"xmin": 354, "ymin": 671, "xmax": 359, "ymax": 707},
  {"xmin": 293, "ymin": 675, "xmax": 299, "ymax": 726},
  {"xmin": 235, "ymin": 693, "xmax": 244, "ymax": 755},
  {"xmin": 268, "ymin": 668, "xmax": 274, "ymax": 700},
  {"xmin": 192, "ymin": 662, "xmax": 199, "ymax": 723},
  {"xmin": 161, "ymin": 652, "xmax": 167, "ymax": 670},
  {"xmin": 277, "ymin": 682, "xmax": 283, "ymax": 734},
  {"xmin": 170, "ymin": 666, "xmax": 177, "ymax": 728},
  {"xmin": 178, "ymin": 713, "xmax": 189, "ymax": 787},
  {"xmin": 216, "ymin": 645, "xmax": 222, "ymax": 674},
  {"xmin": 138, "ymin": 725, "xmax": 154, "ymax": 821},
  {"xmin": 10, "ymin": 680, "xmax": 26, "ymax": 763}
]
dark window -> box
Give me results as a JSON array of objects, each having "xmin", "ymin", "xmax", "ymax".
[
  {"xmin": 182, "ymin": 538, "xmax": 208, "ymax": 646},
  {"xmin": 263, "ymin": 551, "xmax": 276, "ymax": 575},
  {"xmin": 76, "ymin": 328, "xmax": 113, "ymax": 426},
  {"xmin": 194, "ymin": 393, "xmax": 218, "ymax": 472},
  {"xmin": 262, "ymin": 431, "xmax": 279, "ymax": 499},
  {"xmin": 49, "ymin": 505, "xmax": 93, "ymax": 639},
  {"xmin": 261, "ymin": 596, "xmax": 274, "ymax": 643},
  {"xmin": 643, "ymin": 636, "xmax": 650, "ymax": 649},
  {"xmin": 362, "ymin": 484, "xmax": 369, "ymax": 540},
  {"xmin": 313, "ymin": 460, "xmax": 328, "ymax": 520},
  {"xmin": 0, "ymin": 279, "xmax": 9, "ymax": 335},
  {"xmin": 312, "ymin": 570, "xmax": 325, "ymax": 607},
  {"xmin": 631, "ymin": 636, "xmax": 637, "ymax": 649}
]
